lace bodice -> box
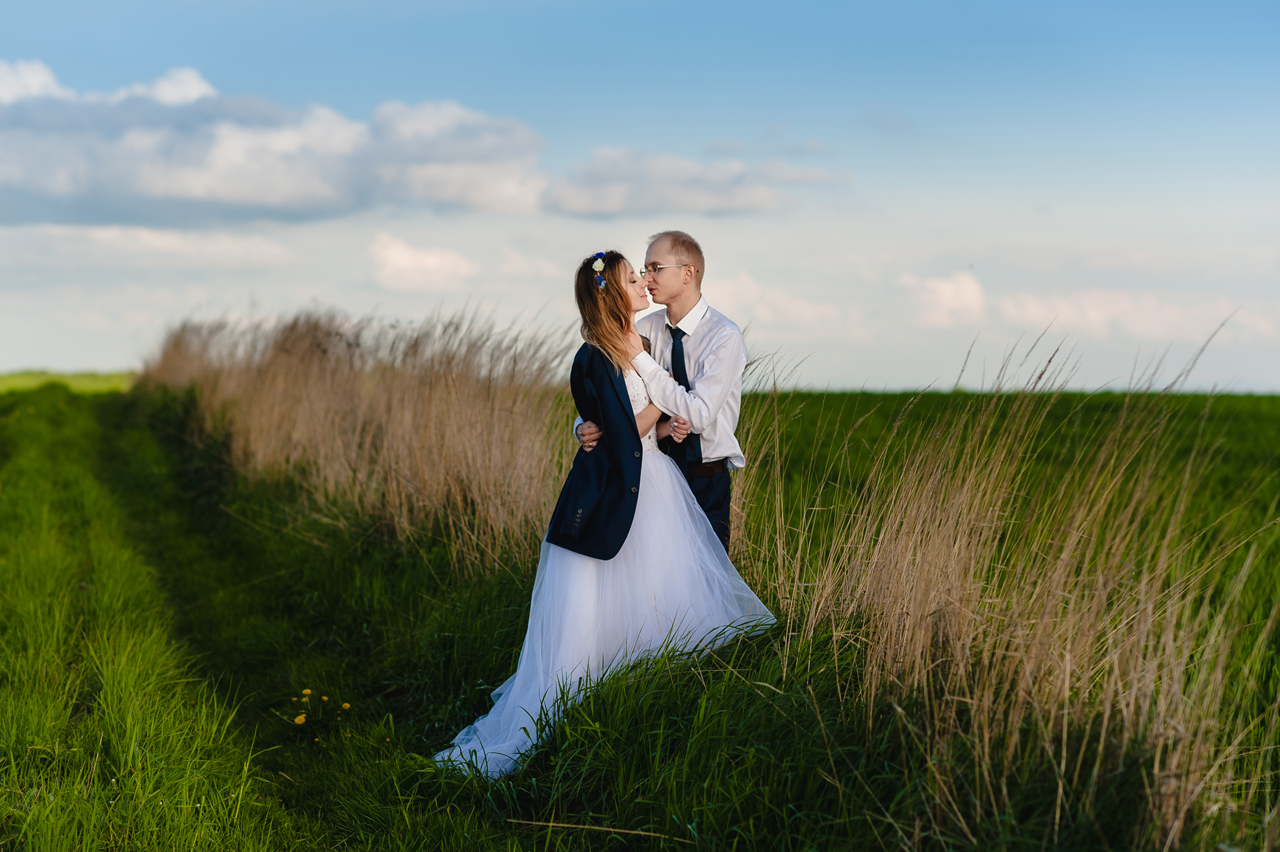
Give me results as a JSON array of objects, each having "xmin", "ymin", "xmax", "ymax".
[{"xmin": 624, "ymin": 370, "xmax": 661, "ymax": 454}]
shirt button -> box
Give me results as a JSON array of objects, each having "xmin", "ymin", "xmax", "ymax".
[
  {"xmin": 633, "ymin": 451, "xmax": 641, "ymax": 458},
  {"xmin": 630, "ymin": 486, "xmax": 638, "ymax": 494}
]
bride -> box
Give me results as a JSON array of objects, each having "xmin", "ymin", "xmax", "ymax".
[{"xmin": 433, "ymin": 250, "xmax": 774, "ymax": 778}]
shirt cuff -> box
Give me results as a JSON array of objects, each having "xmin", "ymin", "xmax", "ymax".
[{"xmin": 632, "ymin": 351, "xmax": 663, "ymax": 380}]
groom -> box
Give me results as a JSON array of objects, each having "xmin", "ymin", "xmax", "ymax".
[{"xmin": 576, "ymin": 230, "xmax": 748, "ymax": 551}]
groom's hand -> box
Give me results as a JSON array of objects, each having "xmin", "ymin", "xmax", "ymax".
[{"xmin": 576, "ymin": 420, "xmax": 603, "ymax": 451}]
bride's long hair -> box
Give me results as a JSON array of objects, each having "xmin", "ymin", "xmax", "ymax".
[{"xmin": 574, "ymin": 250, "xmax": 634, "ymax": 373}]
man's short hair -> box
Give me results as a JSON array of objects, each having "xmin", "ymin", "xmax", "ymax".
[{"xmin": 649, "ymin": 230, "xmax": 705, "ymax": 287}]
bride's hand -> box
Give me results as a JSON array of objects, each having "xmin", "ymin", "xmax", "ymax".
[
  {"xmin": 668, "ymin": 417, "xmax": 690, "ymax": 443},
  {"xmin": 625, "ymin": 327, "xmax": 644, "ymax": 360}
]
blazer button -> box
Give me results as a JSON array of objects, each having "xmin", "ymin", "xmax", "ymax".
[
  {"xmin": 633, "ymin": 451, "xmax": 641, "ymax": 458},
  {"xmin": 630, "ymin": 486, "xmax": 638, "ymax": 494}
]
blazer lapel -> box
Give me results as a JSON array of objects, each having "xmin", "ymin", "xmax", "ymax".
[{"xmin": 607, "ymin": 363, "xmax": 640, "ymax": 439}]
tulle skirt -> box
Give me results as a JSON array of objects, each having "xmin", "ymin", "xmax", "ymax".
[{"xmin": 433, "ymin": 449, "xmax": 774, "ymax": 778}]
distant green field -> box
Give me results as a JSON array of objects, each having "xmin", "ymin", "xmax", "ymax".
[
  {"xmin": 0, "ymin": 370, "xmax": 135, "ymax": 393},
  {"xmin": 763, "ymin": 389, "xmax": 1280, "ymax": 533}
]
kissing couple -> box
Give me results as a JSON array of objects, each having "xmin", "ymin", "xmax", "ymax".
[{"xmin": 435, "ymin": 230, "xmax": 774, "ymax": 778}]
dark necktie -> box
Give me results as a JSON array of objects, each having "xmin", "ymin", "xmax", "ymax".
[{"xmin": 668, "ymin": 326, "xmax": 702, "ymax": 473}]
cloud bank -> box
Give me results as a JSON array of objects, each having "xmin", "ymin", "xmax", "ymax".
[
  {"xmin": 998, "ymin": 290, "xmax": 1276, "ymax": 344},
  {"xmin": 0, "ymin": 60, "xmax": 830, "ymax": 224},
  {"xmin": 370, "ymin": 233, "xmax": 480, "ymax": 292},
  {"xmin": 894, "ymin": 267, "xmax": 1277, "ymax": 344},
  {"xmin": 546, "ymin": 148, "xmax": 837, "ymax": 215},
  {"xmin": 898, "ymin": 271, "xmax": 986, "ymax": 328}
]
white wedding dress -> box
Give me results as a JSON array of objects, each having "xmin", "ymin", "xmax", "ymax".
[{"xmin": 434, "ymin": 370, "xmax": 774, "ymax": 778}]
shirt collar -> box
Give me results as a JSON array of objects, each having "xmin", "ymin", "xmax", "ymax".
[{"xmin": 669, "ymin": 297, "xmax": 709, "ymax": 337}]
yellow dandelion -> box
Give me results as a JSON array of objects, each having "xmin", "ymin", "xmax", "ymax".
[
  {"xmin": 385, "ymin": 738, "xmax": 390, "ymax": 742},
  {"xmin": 291, "ymin": 697, "xmax": 297, "ymax": 701},
  {"xmin": 294, "ymin": 714, "xmax": 306, "ymax": 724},
  {"xmin": 302, "ymin": 689, "xmax": 312, "ymax": 695},
  {"xmin": 321, "ymin": 696, "xmax": 328, "ymax": 701},
  {"xmin": 342, "ymin": 703, "xmax": 350, "ymax": 710},
  {"xmin": 301, "ymin": 697, "xmax": 309, "ymax": 703}
]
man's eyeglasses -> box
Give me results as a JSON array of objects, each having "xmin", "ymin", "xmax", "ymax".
[{"xmin": 640, "ymin": 263, "xmax": 690, "ymax": 278}]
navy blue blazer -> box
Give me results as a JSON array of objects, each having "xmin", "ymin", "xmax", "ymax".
[{"xmin": 545, "ymin": 343, "xmax": 643, "ymax": 560}]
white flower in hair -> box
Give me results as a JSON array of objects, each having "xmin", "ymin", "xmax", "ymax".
[{"xmin": 592, "ymin": 259, "xmax": 605, "ymax": 273}]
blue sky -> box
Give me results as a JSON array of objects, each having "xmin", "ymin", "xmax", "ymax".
[{"xmin": 2, "ymin": 0, "xmax": 1277, "ymax": 389}]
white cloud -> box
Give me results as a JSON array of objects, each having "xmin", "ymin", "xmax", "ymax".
[
  {"xmin": 0, "ymin": 224, "xmax": 291, "ymax": 272},
  {"xmin": 703, "ymin": 270, "xmax": 851, "ymax": 333},
  {"xmin": 370, "ymin": 233, "xmax": 480, "ymax": 292},
  {"xmin": 987, "ymin": 242, "xmax": 1279, "ymax": 280},
  {"xmin": 0, "ymin": 62, "xmax": 546, "ymax": 220},
  {"xmin": 998, "ymin": 290, "xmax": 1276, "ymax": 343},
  {"xmin": 372, "ymin": 100, "xmax": 538, "ymax": 161},
  {"xmin": 500, "ymin": 247, "xmax": 562, "ymax": 280},
  {"xmin": 0, "ymin": 60, "xmax": 75, "ymax": 104},
  {"xmin": 898, "ymin": 271, "xmax": 986, "ymax": 328},
  {"xmin": 42, "ymin": 225, "xmax": 291, "ymax": 265},
  {"xmin": 0, "ymin": 60, "xmax": 215, "ymax": 106},
  {"xmin": 129, "ymin": 106, "xmax": 369, "ymax": 206},
  {"xmin": 0, "ymin": 61, "xmax": 838, "ymax": 222},
  {"xmin": 371, "ymin": 101, "xmax": 548, "ymax": 213},
  {"xmin": 545, "ymin": 148, "xmax": 838, "ymax": 216},
  {"xmin": 393, "ymin": 160, "xmax": 547, "ymax": 214},
  {"xmin": 105, "ymin": 67, "xmax": 216, "ymax": 106}
]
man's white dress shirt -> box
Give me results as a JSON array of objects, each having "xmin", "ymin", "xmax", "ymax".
[{"xmin": 631, "ymin": 297, "xmax": 748, "ymax": 470}]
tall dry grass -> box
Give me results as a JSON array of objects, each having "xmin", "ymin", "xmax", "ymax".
[
  {"xmin": 142, "ymin": 312, "xmax": 1275, "ymax": 844},
  {"xmin": 140, "ymin": 311, "xmax": 576, "ymax": 574},
  {"xmin": 732, "ymin": 350, "xmax": 1277, "ymax": 846}
]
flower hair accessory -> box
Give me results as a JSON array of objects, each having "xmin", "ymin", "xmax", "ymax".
[{"xmin": 591, "ymin": 252, "xmax": 606, "ymax": 289}]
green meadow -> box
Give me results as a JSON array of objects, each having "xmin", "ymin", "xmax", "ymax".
[
  {"xmin": 0, "ymin": 372, "xmax": 135, "ymax": 394},
  {"xmin": 2, "ymin": 379, "xmax": 1278, "ymax": 849}
]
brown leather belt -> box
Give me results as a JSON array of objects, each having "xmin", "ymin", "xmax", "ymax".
[{"xmin": 691, "ymin": 459, "xmax": 728, "ymax": 477}]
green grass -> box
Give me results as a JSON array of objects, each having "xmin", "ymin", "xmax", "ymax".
[
  {"xmin": 773, "ymin": 390, "xmax": 1280, "ymax": 519},
  {"xmin": 2, "ymin": 383, "xmax": 1278, "ymax": 849},
  {"xmin": 0, "ymin": 371, "xmax": 135, "ymax": 394},
  {"xmin": 764, "ymin": 390, "xmax": 1280, "ymax": 618},
  {"xmin": 0, "ymin": 384, "xmax": 300, "ymax": 848}
]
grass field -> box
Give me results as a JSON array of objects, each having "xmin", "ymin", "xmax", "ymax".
[
  {"xmin": 2, "ymin": 371, "xmax": 1279, "ymax": 849},
  {"xmin": 0, "ymin": 371, "xmax": 135, "ymax": 394}
]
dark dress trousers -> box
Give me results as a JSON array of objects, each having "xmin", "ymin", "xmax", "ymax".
[
  {"xmin": 657, "ymin": 435, "xmax": 731, "ymax": 551},
  {"xmin": 686, "ymin": 463, "xmax": 731, "ymax": 552},
  {"xmin": 545, "ymin": 344, "xmax": 643, "ymax": 561}
]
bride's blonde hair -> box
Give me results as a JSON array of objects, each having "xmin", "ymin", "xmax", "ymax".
[{"xmin": 574, "ymin": 250, "xmax": 634, "ymax": 373}]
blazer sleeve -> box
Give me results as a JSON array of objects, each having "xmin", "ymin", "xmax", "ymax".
[{"xmin": 554, "ymin": 348, "xmax": 612, "ymax": 539}]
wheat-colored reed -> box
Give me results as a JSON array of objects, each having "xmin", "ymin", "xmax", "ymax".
[
  {"xmin": 732, "ymin": 350, "xmax": 1273, "ymax": 846},
  {"xmin": 140, "ymin": 311, "xmax": 576, "ymax": 575}
]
